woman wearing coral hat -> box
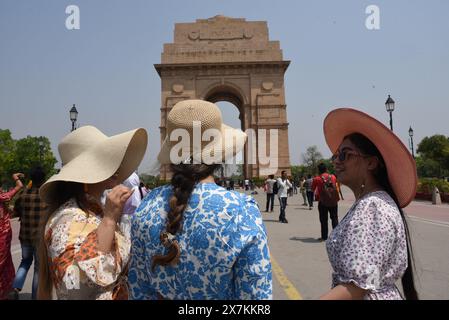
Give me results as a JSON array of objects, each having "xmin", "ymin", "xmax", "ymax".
[
  {"xmin": 38, "ymin": 126, "xmax": 147, "ymax": 299},
  {"xmin": 319, "ymin": 108, "xmax": 418, "ymax": 300}
]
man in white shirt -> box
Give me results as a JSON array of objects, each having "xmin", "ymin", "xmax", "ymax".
[{"xmin": 277, "ymin": 170, "xmax": 292, "ymax": 223}]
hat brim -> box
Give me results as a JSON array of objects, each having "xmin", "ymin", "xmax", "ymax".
[
  {"xmin": 323, "ymin": 108, "xmax": 417, "ymax": 208},
  {"xmin": 40, "ymin": 128, "xmax": 148, "ymax": 204},
  {"xmin": 157, "ymin": 123, "xmax": 247, "ymax": 165}
]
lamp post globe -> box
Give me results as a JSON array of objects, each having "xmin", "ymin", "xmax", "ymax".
[
  {"xmin": 385, "ymin": 95, "xmax": 395, "ymax": 131},
  {"xmin": 38, "ymin": 138, "xmax": 44, "ymax": 163},
  {"xmin": 69, "ymin": 104, "xmax": 78, "ymax": 132},
  {"xmin": 409, "ymin": 126, "xmax": 415, "ymax": 159}
]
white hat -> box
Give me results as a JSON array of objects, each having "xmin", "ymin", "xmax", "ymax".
[{"xmin": 40, "ymin": 125, "xmax": 148, "ymax": 204}]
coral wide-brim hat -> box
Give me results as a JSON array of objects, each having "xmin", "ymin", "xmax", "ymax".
[
  {"xmin": 323, "ymin": 108, "xmax": 417, "ymax": 208},
  {"xmin": 157, "ymin": 100, "xmax": 247, "ymax": 165},
  {"xmin": 40, "ymin": 125, "xmax": 148, "ymax": 204}
]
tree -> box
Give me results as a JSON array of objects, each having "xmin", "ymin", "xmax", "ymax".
[
  {"xmin": 417, "ymin": 135, "xmax": 449, "ymax": 178},
  {"xmin": 415, "ymin": 156, "xmax": 440, "ymax": 178},
  {"xmin": 0, "ymin": 131, "xmax": 58, "ymax": 187},
  {"xmin": 302, "ymin": 146, "xmax": 323, "ymax": 175},
  {"xmin": 0, "ymin": 129, "xmax": 16, "ymax": 185}
]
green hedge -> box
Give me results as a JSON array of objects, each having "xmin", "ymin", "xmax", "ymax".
[{"xmin": 417, "ymin": 178, "xmax": 449, "ymax": 194}]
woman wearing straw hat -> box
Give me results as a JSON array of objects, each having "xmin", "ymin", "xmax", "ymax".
[
  {"xmin": 319, "ymin": 108, "xmax": 418, "ymax": 300},
  {"xmin": 38, "ymin": 126, "xmax": 147, "ymax": 300},
  {"xmin": 128, "ymin": 100, "xmax": 272, "ymax": 300}
]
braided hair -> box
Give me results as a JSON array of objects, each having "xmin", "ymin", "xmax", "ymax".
[{"xmin": 151, "ymin": 162, "xmax": 221, "ymax": 271}]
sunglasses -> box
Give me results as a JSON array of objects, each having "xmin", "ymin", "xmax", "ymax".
[{"xmin": 331, "ymin": 150, "xmax": 368, "ymax": 162}]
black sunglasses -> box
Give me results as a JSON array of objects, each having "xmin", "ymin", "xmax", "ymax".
[{"xmin": 331, "ymin": 150, "xmax": 367, "ymax": 162}]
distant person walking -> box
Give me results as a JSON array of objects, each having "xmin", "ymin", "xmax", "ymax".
[
  {"xmin": 319, "ymin": 108, "xmax": 418, "ymax": 300},
  {"xmin": 277, "ymin": 171, "xmax": 292, "ymax": 223},
  {"xmin": 265, "ymin": 175, "xmax": 277, "ymax": 212},
  {"xmin": 9, "ymin": 167, "xmax": 47, "ymax": 300},
  {"xmin": 299, "ymin": 177, "xmax": 308, "ymax": 206},
  {"xmin": 304, "ymin": 174, "xmax": 314, "ymax": 210},
  {"xmin": 312, "ymin": 163, "xmax": 339, "ymax": 241},
  {"xmin": 0, "ymin": 173, "xmax": 24, "ymax": 300}
]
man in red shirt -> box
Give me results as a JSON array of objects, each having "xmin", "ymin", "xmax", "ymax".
[{"xmin": 312, "ymin": 163, "xmax": 339, "ymax": 241}]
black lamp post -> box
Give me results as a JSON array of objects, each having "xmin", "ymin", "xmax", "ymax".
[
  {"xmin": 69, "ymin": 104, "xmax": 78, "ymax": 132},
  {"xmin": 409, "ymin": 126, "xmax": 415, "ymax": 159},
  {"xmin": 38, "ymin": 138, "xmax": 44, "ymax": 164},
  {"xmin": 385, "ymin": 95, "xmax": 395, "ymax": 131}
]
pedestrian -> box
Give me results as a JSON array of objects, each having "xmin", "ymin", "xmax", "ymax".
[
  {"xmin": 287, "ymin": 176, "xmax": 293, "ymax": 197},
  {"xmin": 305, "ymin": 174, "xmax": 314, "ymax": 210},
  {"xmin": 319, "ymin": 108, "xmax": 418, "ymax": 300},
  {"xmin": 312, "ymin": 163, "xmax": 339, "ymax": 241},
  {"xmin": 9, "ymin": 167, "xmax": 47, "ymax": 300},
  {"xmin": 265, "ymin": 174, "xmax": 276, "ymax": 212},
  {"xmin": 0, "ymin": 173, "xmax": 24, "ymax": 300},
  {"xmin": 37, "ymin": 125, "xmax": 148, "ymax": 299},
  {"xmin": 244, "ymin": 178, "xmax": 250, "ymax": 191},
  {"xmin": 277, "ymin": 171, "xmax": 292, "ymax": 223},
  {"xmin": 128, "ymin": 100, "xmax": 272, "ymax": 300},
  {"xmin": 299, "ymin": 176, "xmax": 308, "ymax": 206}
]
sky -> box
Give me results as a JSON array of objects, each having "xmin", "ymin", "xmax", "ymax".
[{"xmin": 1, "ymin": 0, "xmax": 448, "ymax": 174}]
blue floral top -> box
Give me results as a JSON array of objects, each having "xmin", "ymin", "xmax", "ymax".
[{"xmin": 128, "ymin": 182, "xmax": 272, "ymax": 300}]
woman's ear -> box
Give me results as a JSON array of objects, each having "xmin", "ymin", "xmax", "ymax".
[{"xmin": 367, "ymin": 156, "xmax": 380, "ymax": 171}]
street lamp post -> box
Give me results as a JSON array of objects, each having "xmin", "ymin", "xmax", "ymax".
[
  {"xmin": 385, "ymin": 95, "xmax": 395, "ymax": 131},
  {"xmin": 69, "ymin": 104, "xmax": 78, "ymax": 132},
  {"xmin": 38, "ymin": 138, "xmax": 44, "ymax": 164},
  {"xmin": 409, "ymin": 126, "xmax": 415, "ymax": 159}
]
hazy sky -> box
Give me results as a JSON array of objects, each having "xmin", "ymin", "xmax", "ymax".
[{"xmin": 1, "ymin": 0, "xmax": 448, "ymax": 173}]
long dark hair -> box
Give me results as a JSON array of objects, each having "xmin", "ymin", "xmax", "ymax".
[
  {"xmin": 151, "ymin": 163, "xmax": 221, "ymax": 271},
  {"xmin": 346, "ymin": 133, "xmax": 419, "ymax": 300},
  {"xmin": 37, "ymin": 182, "xmax": 103, "ymax": 299}
]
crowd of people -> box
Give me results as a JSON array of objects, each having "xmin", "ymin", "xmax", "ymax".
[{"xmin": 0, "ymin": 100, "xmax": 419, "ymax": 300}]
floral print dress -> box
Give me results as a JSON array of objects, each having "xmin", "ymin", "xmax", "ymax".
[
  {"xmin": 44, "ymin": 198, "xmax": 130, "ymax": 299},
  {"xmin": 326, "ymin": 191, "xmax": 408, "ymax": 300},
  {"xmin": 129, "ymin": 182, "xmax": 272, "ymax": 300}
]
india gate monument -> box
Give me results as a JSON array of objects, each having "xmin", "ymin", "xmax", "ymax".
[{"xmin": 155, "ymin": 15, "xmax": 291, "ymax": 180}]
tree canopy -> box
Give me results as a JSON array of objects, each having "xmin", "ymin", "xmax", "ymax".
[
  {"xmin": 0, "ymin": 129, "xmax": 58, "ymax": 187},
  {"xmin": 416, "ymin": 134, "xmax": 449, "ymax": 178}
]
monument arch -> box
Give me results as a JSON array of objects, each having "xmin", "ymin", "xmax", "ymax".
[{"xmin": 155, "ymin": 15, "xmax": 291, "ymax": 180}]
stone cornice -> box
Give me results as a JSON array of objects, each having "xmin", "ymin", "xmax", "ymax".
[{"xmin": 154, "ymin": 61, "xmax": 290, "ymax": 77}]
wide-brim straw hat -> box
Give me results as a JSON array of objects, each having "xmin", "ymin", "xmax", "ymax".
[
  {"xmin": 323, "ymin": 108, "xmax": 417, "ymax": 208},
  {"xmin": 157, "ymin": 100, "xmax": 247, "ymax": 165},
  {"xmin": 40, "ymin": 125, "xmax": 148, "ymax": 204}
]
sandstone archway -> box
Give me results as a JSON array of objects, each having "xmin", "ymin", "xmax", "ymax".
[{"xmin": 155, "ymin": 15, "xmax": 291, "ymax": 180}]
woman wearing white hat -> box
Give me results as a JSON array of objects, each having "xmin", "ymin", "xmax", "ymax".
[
  {"xmin": 319, "ymin": 108, "xmax": 418, "ymax": 300},
  {"xmin": 38, "ymin": 126, "xmax": 147, "ymax": 300},
  {"xmin": 128, "ymin": 100, "xmax": 272, "ymax": 300}
]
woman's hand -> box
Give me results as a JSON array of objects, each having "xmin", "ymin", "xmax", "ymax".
[
  {"xmin": 12, "ymin": 173, "xmax": 24, "ymax": 189},
  {"xmin": 103, "ymin": 185, "xmax": 133, "ymax": 223},
  {"xmin": 97, "ymin": 185, "xmax": 133, "ymax": 253}
]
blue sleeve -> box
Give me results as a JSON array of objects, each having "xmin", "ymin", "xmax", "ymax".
[
  {"xmin": 128, "ymin": 210, "xmax": 157, "ymax": 300},
  {"xmin": 233, "ymin": 196, "xmax": 272, "ymax": 300}
]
